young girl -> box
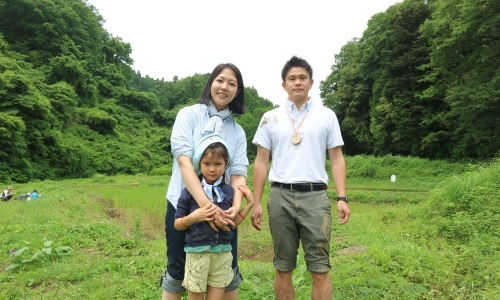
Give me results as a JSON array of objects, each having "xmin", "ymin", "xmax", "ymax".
[{"xmin": 174, "ymin": 134, "xmax": 253, "ymax": 300}]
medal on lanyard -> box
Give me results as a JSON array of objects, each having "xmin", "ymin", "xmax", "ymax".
[{"xmin": 286, "ymin": 107, "xmax": 308, "ymax": 145}]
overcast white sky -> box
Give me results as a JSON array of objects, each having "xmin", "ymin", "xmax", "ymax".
[{"xmin": 86, "ymin": 0, "xmax": 401, "ymax": 105}]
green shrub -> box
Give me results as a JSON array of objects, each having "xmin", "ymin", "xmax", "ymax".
[
  {"xmin": 150, "ymin": 165, "xmax": 171, "ymax": 176},
  {"xmin": 346, "ymin": 155, "xmax": 470, "ymax": 182},
  {"xmin": 6, "ymin": 240, "xmax": 73, "ymax": 271},
  {"xmin": 424, "ymin": 159, "xmax": 499, "ymax": 244}
]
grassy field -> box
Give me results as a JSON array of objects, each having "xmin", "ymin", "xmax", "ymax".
[{"xmin": 0, "ymin": 155, "xmax": 498, "ymax": 299}]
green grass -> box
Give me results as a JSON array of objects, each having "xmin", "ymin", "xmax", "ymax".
[
  {"xmin": 0, "ymin": 155, "xmax": 498, "ymax": 299},
  {"xmin": 0, "ymin": 176, "xmax": 166, "ymax": 299}
]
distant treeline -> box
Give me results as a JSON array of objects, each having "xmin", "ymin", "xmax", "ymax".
[
  {"xmin": 0, "ymin": 0, "xmax": 274, "ymax": 182},
  {"xmin": 321, "ymin": 0, "xmax": 499, "ymax": 159},
  {"xmin": 0, "ymin": 0, "xmax": 498, "ymax": 183}
]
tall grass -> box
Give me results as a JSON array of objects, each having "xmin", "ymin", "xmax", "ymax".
[
  {"xmin": 0, "ymin": 155, "xmax": 497, "ymax": 299},
  {"xmin": 345, "ymin": 154, "xmax": 472, "ymax": 190},
  {"xmin": 0, "ymin": 178, "xmax": 165, "ymax": 299},
  {"xmin": 87, "ymin": 174, "xmax": 167, "ymax": 239}
]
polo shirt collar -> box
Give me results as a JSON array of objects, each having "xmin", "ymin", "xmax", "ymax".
[{"xmin": 285, "ymin": 97, "xmax": 313, "ymax": 112}]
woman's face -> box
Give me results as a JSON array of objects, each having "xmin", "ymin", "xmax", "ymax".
[{"xmin": 210, "ymin": 68, "xmax": 239, "ymax": 111}]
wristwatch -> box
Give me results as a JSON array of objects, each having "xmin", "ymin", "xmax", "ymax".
[{"xmin": 337, "ymin": 196, "xmax": 348, "ymax": 203}]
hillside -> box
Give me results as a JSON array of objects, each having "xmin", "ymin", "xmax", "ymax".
[
  {"xmin": 0, "ymin": 0, "xmax": 274, "ymax": 183},
  {"xmin": 1, "ymin": 0, "xmax": 498, "ymax": 183}
]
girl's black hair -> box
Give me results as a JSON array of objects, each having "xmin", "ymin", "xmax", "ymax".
[
  {"xmin": 202, "ymin": 142, "xmax": 229, "ymax": 165},
  {"xmin": 198, "ymin": 142, "xmax": 230, "ymax": 180},
  {"xmin": 199, "ymin": 63, "xmax": 246, "ymax": 114}
]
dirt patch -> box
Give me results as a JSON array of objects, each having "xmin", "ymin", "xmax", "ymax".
[
  {"xmin": 238, "ymin": 244, "xmax": 274, "ymax": 263},
  {"xmin": 251, "ymin": 248, "xmax": 275, "ymax": 263},
  {"xmin": 240, "ymin": 244, "xmax": 366, "ymax": 262},
  {"xmin": 336, "ymin": 246, "xmax": 367, "ymax": 255}
]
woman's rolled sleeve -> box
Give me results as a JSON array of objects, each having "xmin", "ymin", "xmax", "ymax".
[
  {"xmin": 171, "ymin": 107, "xmax": 199, "ymax": 160},
  {"xmin": 228, "ymin": 127, "xmax": 248, "ymax": 178}
]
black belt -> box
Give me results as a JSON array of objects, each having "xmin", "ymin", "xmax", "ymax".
[{"xmin": 272, "ymin": 182, "xmax": 328, "ymax": 192}]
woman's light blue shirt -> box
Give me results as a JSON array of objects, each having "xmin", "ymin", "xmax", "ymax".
[{"xmin": 166, "ymin": 104, "xmax": 248, "ymax": 208}]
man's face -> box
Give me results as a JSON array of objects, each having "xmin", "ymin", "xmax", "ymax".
[{"xmin": 282, "ymin": 67, "xmax": 314, "ymax": 103}]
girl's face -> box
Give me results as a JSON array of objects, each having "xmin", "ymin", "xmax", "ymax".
[
  {"xmin": 200, "ymin": 152, "xmax": 226, "ymax": 184},
  {"xmin": 210, "ymin": 68, "xmax": 239, "ymax": 111}
]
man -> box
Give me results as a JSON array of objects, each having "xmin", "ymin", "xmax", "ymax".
[
  {"xmin": 1, "ymin": 186, "xmax": 15, "ymax": 201},
  {"xmin": 251, "ymin": 56, "xmax": 350, "ymax": 300}
]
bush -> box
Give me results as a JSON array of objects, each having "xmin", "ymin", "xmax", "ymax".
[
  {"xmin": 424, "ymin": 158, "xmax": 499, "ymax": 244},
  {"xmin": 149, "ymin": 165, "xmax": 171, "ymax": 176},
  {"xmin": 83, "ymin": 108, "xmax": 118, "ymax": 134}
]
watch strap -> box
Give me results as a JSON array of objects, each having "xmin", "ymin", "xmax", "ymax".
[{"xmin": 337, "ymin": 196, "xmax": 348, "ymax": 202}]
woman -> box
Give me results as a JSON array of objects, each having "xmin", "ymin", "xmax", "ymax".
[{"xmin": 161, "ymin": 63, "xmax": 248, "ymax": 300}]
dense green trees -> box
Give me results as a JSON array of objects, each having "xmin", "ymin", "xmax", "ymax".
[
  {"xmin": 0, "ymin": 0, "xmax": 274, "ymax": 182},
  {"xmin": 1, "ymin": 0, "xmax": 497, "ymax": 182},
  {"xmin": 322, "ymin": 0, "xmax": 499, "ymax": 159},
  {"xmin": 420, "ymin": 0, "xmax": 499, "ymax": 159}
]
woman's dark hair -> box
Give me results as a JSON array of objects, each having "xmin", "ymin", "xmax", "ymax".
[
  {"xmin": 199, "ymin": 63, "xmax": 246, "ymax": 114},
  {"xmin": 281, "ymin": 56, "xmax": 313, "ymax": 82}
]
